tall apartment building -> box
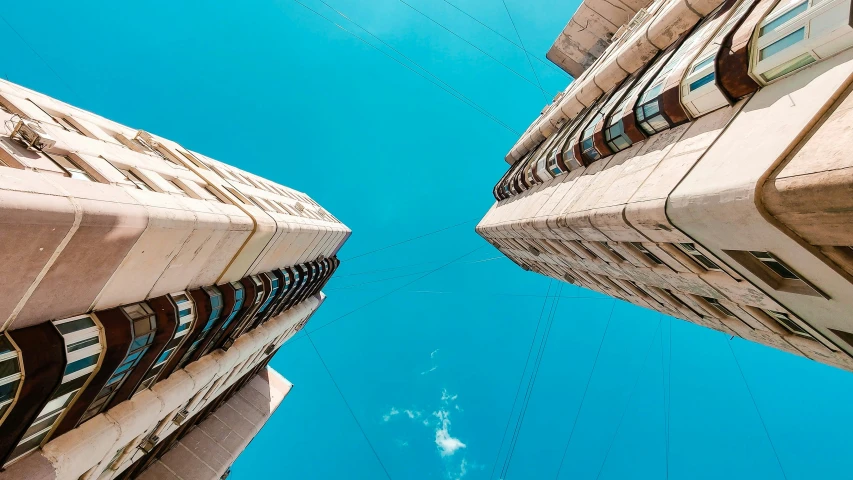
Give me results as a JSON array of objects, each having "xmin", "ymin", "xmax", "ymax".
[
  {"xmin": 0, "ymin": 79, "xmax": 350, "ymax": 479},
  {"xmin": 477, "ymin": 0, "xmax": 853, "ymax": 372}
]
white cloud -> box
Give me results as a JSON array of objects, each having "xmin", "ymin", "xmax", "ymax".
[
  {"xmin": 421, "ymin": 365, "xmax": 438, "ymax": 375},
  {"xmin": 432, "ymin": 392, "xmax": 466, "ymax": 457},
  {"xmin": 404, "ymin": 409, "xmax": 422, "ymax": 419},
  {"xmin": 434, "ymin": 410, "xmax": 467, "ymax": 456},
  {"xmin": 430, "ymin": 349, "xmax": 440, "ymax": 358},
  {"xmin": 382, "ymin": 407, "xmax": 400, "ymax": 422}
]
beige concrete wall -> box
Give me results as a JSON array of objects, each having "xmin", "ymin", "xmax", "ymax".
[
  {"xmin": 477, "ymin": 52, "xmax": 853, "ymax": 371},
  {"xmin": 136, "ymin": 368, "xmax": 291, "ymax": 480},
  {"xmin": 0, "ymin": 295, "xmax": 319, "ymax": 480},
  {"xmin": 0, "ymin": 79, "xmax": 349, "ymax": 332}
]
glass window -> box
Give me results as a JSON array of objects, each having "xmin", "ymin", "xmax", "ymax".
[
  {"xmin": 55, "ymin": 316, "xmax": 96, "ymax": 335},
  {"xmin": 118, "ymin": 169, "xmax": 154, "ymax": 191},
  {"xmin": 0, "ymin": 336, "xmax": 14, "ymax": 357},
  {"xmin": 764, "ymin": 309, "xmax": 811, "ymax": 337},
  {"xmin": 155, "ymin": 348, "xmax": 174, "ymax": 366},
  {"xmin": 762, "ymin": 53, "xmax": 816, "ymax": 81},
  {"xmin": 0, "ymin": 379, "xmax": 20, "ymax": 403},
  {"xmin": 133, "ymin": 316, "xmax": 156, "ymax": 336},
  {"xmin": 703, "ymin": 296, "xmax": 736, "ymax": 317},
  {"xmin": 749, "ymin": 251, "xmax": 800, "ymax": 279},
  {"xmin": 178, "ymin": 308, "xmax": 192, "ymax": 318},
  {"xmin": 689, "ymin": 72, "xmax": 715, "ymax": 92},
  {"xmin": 0, "ymin": 357, "xmax": 20, "ymax": 379},
  {"xmin": 176, "ymin": 321, "xmax": 191, "ymax": 333},
  {"xmin": 67, "ymin": 336, "xmax": 100, "ymax": 353},
  {"xmin": 123, "ymin": 303, "xmax": 153, "ymax": 320},
  {"xmin": 631, "ymin": 242, "xmax": 663, "ymax": 265},
  {"xmin": 63, "ymin": 354, "xmax": 98, "ymax": 376},
  {"xmin": 691, "ymin": 56, "xmax": 715, "ymax": 73},
  {"xmin": 760, "ymin": 27, "xmax": 806, "ymax": 60},
  {"xmin": 678, "ymin": 243, "xmax": 722, "ymax": 271},
  {"xmin": 130, "ymin": 333, "xmax": 153, "ymax": 351},
  {"xmin": 45, "ymin": 154, "xmax": 96, "ymax": 182},
  {"xmin": 760, "ymin": 1, "xmax": 808, "ymax": 34}
]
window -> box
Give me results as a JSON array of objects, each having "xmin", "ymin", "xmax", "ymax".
[
  {"xmin": 580, "ymin": 113, "xmax": 604, "ymax": 162},
  {"xmin": 760, "ymin": 27, "xmax": 806, "ymax": 60},
  {"xmin": 118, "ymin": 169, "xmax": 153, "ymax": 191},
  {"xmin": 749, "ymin": 251, "xmax": 800, "ymax": 279},
  {"xmin": 45, "ymin": 153, "xmax": 95, "ymax": 182},
  {"xmin": 702, "ymin": 296, "xmax": 736, "ymax": 317},
  {"xmin": 0, "ymin": 340, "xmax": 21, "ymax": 419},
  {"xmin": 677, "ymin": 243, "xmax": 721, "ymax": 271},
  {"xmin": 631, "ymin": 242, "xmax": 663, "ymax": 265},
  {"xmin": 599, "ymin": 242, "xmax": 627, "ymax": 262},
  {"xmin": 573, "ymin": 241, "xmax": 598, "ymax": 260},
  {"xmin": 751, "ymin": 0, "xmax": 853, "ymax": 83},
  {"xmin": 167, "ymin": 179, "xmax": 189, "ymax": 196},
  {"xmin": 764, "ymin": 309, "xmax": 811, "ymax": 337},
  {"xmin": 688, "ymin": 72, "xmax": 715, "ymax": 92}
]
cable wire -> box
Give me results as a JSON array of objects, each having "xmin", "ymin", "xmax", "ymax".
[
  {"xmin": 327, "ymin": 256, "xmax": 506, "ymax": 291},
  {"xmin": 439, "ymin": 0, "xmax": 568, "ymax": 76},
  {"xmin": 314, "ymin": 0, "xmax": 521, "ymax": 135},
  {"xmin": 307, "ymin": 245, "xmax": 486, "ymax": 334},
  {"xmin": 395, "ymin": 0, "xmax": 549, "ymax": 96},
  {"xmin": 553, "ymin": 299, "xmax": 617, "ymax": 479},
  {"xmin": 341, "ymin": 218, "xmax": 478, "ymax": 261},
  {"xmin": 289, "ymin": 0, "xmax": 520, "ymax": 135},
  {"xmin": 593, "ymin": 320, "xmax": 663, "ymax": 480},
  {"xmin": 500, "ymin": 283, "xmax": 564, "ymax": 479},
  {"xmin": 488, "ymin": 280, "xmax": 554, "ymax": 480},
  {"xmin": 0, "ymin": 13, "xmax": 79, "ymax": 98},
  {"xmin": 306, "ymin": 334, "xmax": 393, "ymax": 479},
  {"xmin": 726, "ymin": 338, "xmax": 789, "ymax": 480},
  {"xmin": 659, "ymin": 317, "xmax": 670, "ymax": 480},
  {"xmin": 499, "ymin": 0, "xmax": 549, "ymax": 102}
]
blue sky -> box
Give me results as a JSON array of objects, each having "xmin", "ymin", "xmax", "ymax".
[{"xmin": 3, "ymin": 1, "xmax": 853, "ymax": 479}]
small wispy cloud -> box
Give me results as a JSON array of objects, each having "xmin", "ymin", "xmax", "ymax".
[
  {"xmin": 405, "ymin": 409, "xmax": 422, "ymax": 419},
  {"xmin": 430, "ymin": 349, "xmax": 440, "ymax": 358},
  {"xmin": 421, "ymin": 365, "xmax": 438, "ymax": 375},
  {"xmin": 382, "ymin": 407, "xmax": 400, "ymax": 422}
]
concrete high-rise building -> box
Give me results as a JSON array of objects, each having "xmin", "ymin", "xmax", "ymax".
[
  {"xmin": 0, "ymin": 79, "xmax": 350, "ymax": 479},
  {"xmin": 477, "ymin": 0, "xmax": 853, "ymax": 372}
]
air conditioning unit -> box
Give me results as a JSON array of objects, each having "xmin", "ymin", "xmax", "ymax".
[
  {"xmin": 294, "ymin": 202, "xmax": 305, "ymax": 212},
  {"xmin": 264, "ymin": 343, "xmax": 276, "ymax": 355},
  {"xmin": 173, "ymin": 409, "xmax": 190, "ymax": 425},
  {"xmin": 11, "ymin": 119, "xmax": 56, "ymax": 151},
  {"xmin": 139, "ymin": 435, "xmax": 160, "ymax": 454},
  {"xmin": 134, "ymin": 130, "xmax": 159, "ymax": 148}
]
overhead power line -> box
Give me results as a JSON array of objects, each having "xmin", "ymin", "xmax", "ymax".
[
  {"xmin": 0, "ymin": 13, "xmax": 78, "ymax": 98},
  {"xmin": 395, "ymin": 0, "xmax": 550, "ymax": 97},
  {"xmin": 341, "ymin": 218, "xmax": 477, "ymax": 261},
  {"xmin": 726, "ymin": 338, "xmax": 789, "ymax": 480},
  {"xmin": 500, "ymin": 283, "xmax": 564, "ymax": 479},
  {"xmin": 489, "ymin": 280, "xmax": 554, "ymax": 480},
  {"xmin": 307, "ymin": 245, "xmax": 486, "ymax": 334},
  {"xmin": 306, "ymin": 334, "xmax": 393, "ymax": 479},
  {"xmin": 439, "ymin": 0, "xmax": 568, "ymax": 76},
  {"xmin": 500, "ymin": 0, "xmax": 549, "ymax": 103},
  {"xmin": 553, "ymin": 299, "xmax": 617, "ymax": 479},
  {"xmin": 290, "ymin": 0, "xmax": 519, "ymax": 135},
  {"xmin": 327, "ymin": 256, "xmax": 506, "ymax": 290},
  {"xmin": 593, "ymin": 320, "xmax": 663, "ymax": 480}
]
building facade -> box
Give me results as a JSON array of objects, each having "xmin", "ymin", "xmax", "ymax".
[
  {"xmin": 477, "ymin": 0, "xmax": 853, "ymax": 372},
  {"xmin": 0, "ymin": 79, "xmax": 349, "ymax": 479}
]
